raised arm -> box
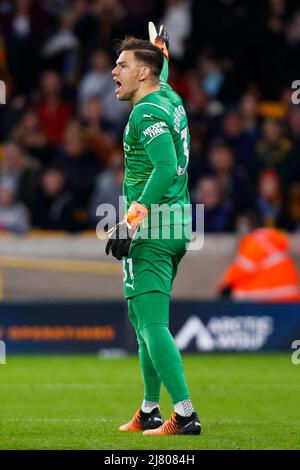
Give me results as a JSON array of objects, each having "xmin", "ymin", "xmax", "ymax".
[
  {"xmin": 160, "ymin": 57, "xmax": 169, "ymax": 86},
  {"xmin": 148, "ymin": 22, "xmax": 169, "ymax": 86}
]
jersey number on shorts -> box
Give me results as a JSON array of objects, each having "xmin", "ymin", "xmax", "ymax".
[{"xmin": 123, "ymin": 258, "xmax": 134, "ymax": 289}]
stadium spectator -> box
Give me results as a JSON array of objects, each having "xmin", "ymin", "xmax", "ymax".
[
  {"xmin": 80, "ymin": 96, "xmax": 120, "ymax": 166},
  {"xmin": 206, "ymin": 139, "xmax": 254, "ymax": 214},
  {"xmin": 88, "ymin": 150, "xmax": 124, "ymax": 227},
  {"xmin": 255, "ymin": 169, "xmax": 283, "ymax": 228},
  {"xmin": 0, "ymin": 176, "xmax": 29, "ymax": 234},
  {"xmin": 240, "ymin": 92, "xmax": 259, "ymax": 134},
  {"xmin": 90, "ymin": 0, "xmax": 127, "ymax": 49},
  {"xmin": 30, "ymin": 166, "xmax": 86, "ymax": 231},
  {"xmin": 221, "ymin": 107, "xmax": 259, "ymax": 170},
  {"xmin": 197, "ymin": 50, "xmax": 242, "ymax": 105},
  {"xmin": 0, "ymin": 94, "xmax": 26, "ymax": 142},
  {"xmin": 52, "ymin": 120, "xmax": 101, "ymax": 208},
  {"xmin": 0, "ymin": 140, "xmax": 40, "ymax": 209},
  {"xmin": 278, "ymin": 182, "xmax": 300, "ymax": 232},
  {"xmin": 41, "ymin": 9, "xmax": 79, "ymax": 83},
  {"xmin": 12, "ymin": 110, "xmax": 54, "ymax": 168},
  {"xmin": 72, "ymin": 0, "xmax": 100, "ymax": 71},
  {"xmin": 162, "ymin": 0, "xmax": 192, "ymax": 60},
  {"xmin": 78, "ymin": 49, "xmax": 113, "ymax": 105},
  {"xmin": 78, "ymin": 48, "xmax": 129, "ymax": 131},
  {"xmin": 197, "ymin": 52, "xmax": 225, "ymax": 100},
  {"xmin": 35, "ymin": 70, "xmax": 74, "ymax": 146},
  {"xmin": 185, "ymin": 74, "xmax": 211, "ymax": 150},
  {"xmin": 2, "ymin": 0, "xmax": 55, "ymax": 92},
  {"xmin": 251, "ymin": 119, "xmax": 294, "ymax": 186},
  {"xmin": 192, "ymin": 175, "xmax": 235, "ymax": 233},
  {"xmin": 217, "ymin": 227, "xmax": 300, "ymax": 301}
]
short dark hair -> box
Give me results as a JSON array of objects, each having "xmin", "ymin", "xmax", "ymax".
[{"xmin": 116, "ymin": 37, "xmax": 164, "ymax": 79}]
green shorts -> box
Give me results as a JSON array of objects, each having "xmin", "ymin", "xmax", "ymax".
[{"xmin": 122, "ymin": 225, "xmax": 191, "ymax": 299}]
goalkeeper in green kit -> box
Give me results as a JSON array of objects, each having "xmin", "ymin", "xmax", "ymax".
[{"xmin": 105, "ymin": 23, "xmax": 201, "ymax": 436}]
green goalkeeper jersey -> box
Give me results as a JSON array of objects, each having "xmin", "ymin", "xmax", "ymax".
[{"xmin": 123, "ymin": 58, "xmax": 191, "ymax": 229}]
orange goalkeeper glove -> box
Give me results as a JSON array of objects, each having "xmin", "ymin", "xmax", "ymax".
[
  {"xmin": 126, "ymin": 201, "xmax": 149, "ymax": 229},
  {"xmin": 148, "ymin": 22, "xmax": 169, "ymax": 61},
  {"xmin": 105, "ymin": 202, "xmax": 149, "ymax": 260}
]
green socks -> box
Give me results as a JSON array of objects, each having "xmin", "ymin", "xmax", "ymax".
[{"xmin": 128, "ymin": 292, "xmax": 191, "ymax": 405}]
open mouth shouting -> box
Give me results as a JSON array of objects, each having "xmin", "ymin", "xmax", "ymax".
[{"xmin": 114, "ymin": 79, "xmax": 122, "ymax": 94}]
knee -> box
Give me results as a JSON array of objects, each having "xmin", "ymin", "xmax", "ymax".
[{"xmin": 139, "ymin": 323, "xmax": 169, "ymax": 344}]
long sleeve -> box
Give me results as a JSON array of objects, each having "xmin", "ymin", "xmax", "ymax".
[
  {"xmin": 134, "ymin": 110, "xmax": 177, "ymax": 209},
  {"xmin": 137, "ymin": 132, "xmax": 177, "ymax": 209},
  {"xmin": 159, "ymin": 57, "xmax": 169, "ymax": 86}
]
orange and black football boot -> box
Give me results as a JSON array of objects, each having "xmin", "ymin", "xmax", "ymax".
[
  {"xmin": 143, "ymin": 412, "xmax": 201, "ymax": 436},
  {"xmin": 119, "ymin": 408, "xmax": 163, "ymax": 432}
]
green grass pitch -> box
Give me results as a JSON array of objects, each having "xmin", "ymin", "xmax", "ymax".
[{"xmin": 0, "ymin": 353, "xmax": 299, "ymax": 450}]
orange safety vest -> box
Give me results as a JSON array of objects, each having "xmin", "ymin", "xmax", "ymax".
[{"xmin": 218, "ymin": 228, "xmax": 300, "ymax": 302}]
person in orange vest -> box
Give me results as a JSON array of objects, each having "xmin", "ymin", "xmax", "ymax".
[{"xmin": 217, "ymin": 228, "xmax": 300, "ymax": 301}]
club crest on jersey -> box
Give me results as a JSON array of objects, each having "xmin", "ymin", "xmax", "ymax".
[{"xmin": 143, "ymin": 121, "xmax": 167, "ymax": 139}]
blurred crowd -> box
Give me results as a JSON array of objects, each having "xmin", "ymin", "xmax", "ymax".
[{"xmin": 1, "ymin": 0, "xmax": 300, "ymax": 234}]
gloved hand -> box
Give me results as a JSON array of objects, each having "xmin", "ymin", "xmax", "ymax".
[
  {"xmin": 148, "ymin": 22, "xmax": 169, "ymax": 60},
  {"xmin": 105, "ymin": 201, "xmax": 149, "ymax": 260}
]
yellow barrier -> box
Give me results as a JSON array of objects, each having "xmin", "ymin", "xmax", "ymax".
[{"xmin": 0, "ymin": 256, "xmax": 121, "ymax": 275}]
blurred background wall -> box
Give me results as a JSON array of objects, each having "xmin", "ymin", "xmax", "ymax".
[{"xmin": 0, "ymin": 233, "xmax": 299, "ymax": 300}]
